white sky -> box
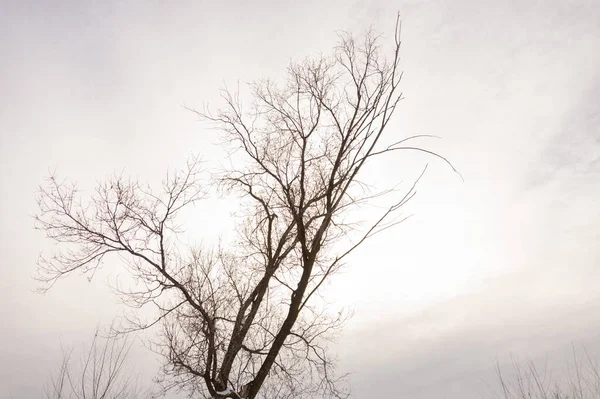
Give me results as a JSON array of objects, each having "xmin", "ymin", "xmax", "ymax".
[{"xmin": 1, "ymin": 0, "xmax": 599, "ymax": 398}]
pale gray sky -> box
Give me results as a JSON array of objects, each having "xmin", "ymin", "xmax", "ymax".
[{"xmin": 1, "ymin": 0, "xmax": 599, "ymax": 398}]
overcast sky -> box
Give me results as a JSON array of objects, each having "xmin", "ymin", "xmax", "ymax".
[{"xmin": 1, "ymin": 0, "xmax": 599, "ymax": 398}]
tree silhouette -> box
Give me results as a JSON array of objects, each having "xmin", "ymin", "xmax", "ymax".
[
  {"xmin": 43, "ymin": 327, "xmax": 144, "ymax": 399},
  {"xmin": 35, "ymin": 15, "xmax": 455, "ymax": 399}
]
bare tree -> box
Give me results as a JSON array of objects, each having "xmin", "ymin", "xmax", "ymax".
[
  {"xmin": 491, "ymin": 347, "xmax": 600, "ymax": 399},
  {"xmin": 44, "ymin": 327, "xmax": 144, "ymax": 399},
  {"xmin": 35, "ymin": 16, "xmax": 456, "ymax": 399}
]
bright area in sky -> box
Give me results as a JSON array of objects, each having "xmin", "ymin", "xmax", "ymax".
[{"xmin": 1, "ymin": 0, "xmax": 599, "ymax": 398}]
